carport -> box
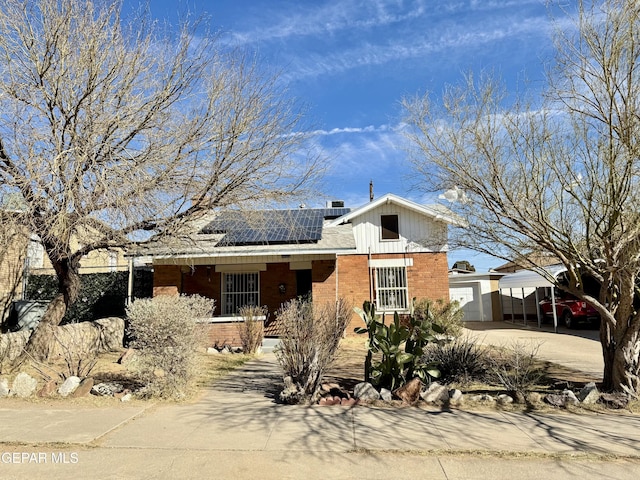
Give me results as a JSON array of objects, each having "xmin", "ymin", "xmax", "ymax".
[{"xmin": 498, "ymin": 264, "xmax": 567, "ymax": 333}]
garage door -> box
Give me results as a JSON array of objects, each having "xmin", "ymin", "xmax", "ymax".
[{"xmin": 450, "ymin": 284, "xmax": 483, "ymax": 321}]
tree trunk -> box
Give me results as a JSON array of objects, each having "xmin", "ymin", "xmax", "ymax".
[
  {"xmin": 600, "ymin": 318, "xmax": 640, "ymax": 395},
  {"xmin": 21, "ymin": 258, "xmax": 81, "ymax": 362}
]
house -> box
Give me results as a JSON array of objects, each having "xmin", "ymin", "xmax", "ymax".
[
  {"xmin": 448, "ymin": 270, "xmax": 504, "ymax": 322},
  {"xmin": 0, "ymin": 221, "xmax": 129, "ymax": 329},
  {"xmin": 144, "ymin": 193, "xmax": 459, "ymax": 346}
]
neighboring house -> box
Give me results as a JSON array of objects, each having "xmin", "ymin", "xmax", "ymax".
[
  {"xmin": 26, "ymin": 236, "xmax": 128, "ymax": 275},
  {"xmin": 0, "ymin": 227, "xmax": 127, "ymax": 329},
  {"xmin": 448, "ymin": 270, "xmax": 504, "ymax": 322},
  {"xmin": 0, "ymin": 223, "xmax": 28, "ymax": 324},
  {"xmin": 493, "ymin": 252, "xmax": 561, "ymax": 274},
  {"xmin": 143, "ymin": 193, "xmax": 459, "ymax": 346}
]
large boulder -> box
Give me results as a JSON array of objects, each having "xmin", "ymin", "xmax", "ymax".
[{"xmin": 94, "ymin": 317, "xmax": 125, "ymax": 351}]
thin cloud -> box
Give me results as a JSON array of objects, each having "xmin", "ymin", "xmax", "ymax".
[
  {"xmin": 227, "ymin": 0, "xmax": 427, "ymax": 46},
  {"xmin": 282, "ymin": 15, "xmax": 553, "ymax": 81}
]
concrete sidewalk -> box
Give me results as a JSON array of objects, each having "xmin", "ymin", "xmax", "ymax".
[{"xmin": 1, "ymin": 353, "xmax": 640, "ymax": 479}]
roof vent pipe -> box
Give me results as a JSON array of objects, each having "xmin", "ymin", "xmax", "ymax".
[{"xmin": 369, "ymin": 180, "xmax": 374, "ymax": 202}]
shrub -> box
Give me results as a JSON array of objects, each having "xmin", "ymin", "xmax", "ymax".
[
  {"xmin": 354, "ymin": 301, "xmax": 441, "ymax": 390},
  {"xmin": 487, "ymin": 340, "xmax": 545, "ymax": 403},
  {"xmin": 422, "ymin": 335, "xmax": 489, "ymax": 386},
  {"xmin": 126, "ymin": 295, "xmax": 215, "ymax": 399},
  {"xmin": 237, "ymin": 305, "xmax": 267, "ymax": 354},
  {"xmin": 412, "ymin": 298, "xmax": 464, "ymax": 338},
  {"xmin": 25, "ymin": 269, "xmax": 153, "ymax": 324},
  {"xmin": 275, "ymin": 297, "xmax": 352, "ymax": 404}
]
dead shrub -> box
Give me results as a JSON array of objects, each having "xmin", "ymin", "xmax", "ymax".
[
  {"xmin": 487, "ymin": 340, "xmax": 545, "ymax": 403},
  {"xmin": 126, "ymin": 295, "xmax": 215, "ymax": 400},
  {"xmin": 275, "ymin": 297, "xmax": 352, "ymax": 404},
  {"xmin": 237, "ymin": 305, "xmax": 267, "ymax": 354}
]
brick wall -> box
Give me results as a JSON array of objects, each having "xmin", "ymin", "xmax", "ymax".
[
  {"xmin": 200, "ymin": 322, "xmax": 242, "ymax": 347},
  {"xmin": 311, "ymin": 259, "xmax": 337, "ymax": 306},
  {"xmin": 153, "ymin": 264, "xmax": 182, "ymax": 296},
  {"xmin": 331, "ymin": 252, "xmax": 450, "ymax": 334}
]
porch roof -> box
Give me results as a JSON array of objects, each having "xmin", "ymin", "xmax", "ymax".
[{"xmin": 134, "ymin": 223, "xmax": 356, "ymax": 260}]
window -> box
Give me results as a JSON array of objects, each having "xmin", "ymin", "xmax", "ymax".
[
  {"xmin": 26, "ymin": 240, "xmax": 44, "ymax": 269},
  {"xmin": 374, "ymin": 266, "xmax": 408, "ymax": 311},
  {"xmin": 108, "ymin": 251, "xmax": 118, "ymax": 272},
  {"xmin": 380, "ymin": 214, "xmax": 399, "ymax": 240},
  {"xmin": 222, "ymin": 272, "xmax": 259, "ymax": 315}
]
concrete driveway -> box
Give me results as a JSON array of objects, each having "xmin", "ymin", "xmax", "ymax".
[{"xmin": 463, "ymin": 321, "xmax": 603, "ymax": 381}]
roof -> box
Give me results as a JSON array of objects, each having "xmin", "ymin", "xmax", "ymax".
[
  {"xmin": 498, "ymin": 264, "xmax": 567, "ymax": 289},
  {"xmin": 493, "ymin": 253, "xmax": 561, "ymax": 273},
  {"xmin": 326, "ymin": 193, "xmax": 462, "ymax": 227},
  {"xmin": 136, "ymin": 209, "xmax": 356, "ymax": 259},
  {"xmin": 201, "ymin": 208, "xmax": 350, "ymax": 245}
]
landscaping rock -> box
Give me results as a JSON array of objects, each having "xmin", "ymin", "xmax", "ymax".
[
  {"xmin": 11, "ymin": 372, "xmax": 38, "ymax": 398},
  {"xmin": 0, "ymin": 378, "xmax": 9, "ymax": 397},
  {"xmin": 117, "ymin": 348, "xmax": 136, "ymax": 365},
  {"xmin": 94, "ymin": 317, "xmax": 125, "ymax": 351},
  {"xmin": 206, "ymin": 347, "xmax": 220, "ymax": 355},
  {"xmin": 353, "ymin": 382, "xmax": 380, "ymax": 401},
  {"xmin": 37, "ymin": 380, "xmax": 58, "ymax": 398},
  {"xmin": 120, "ymin": 393, "xmax": 132, "ymax": 402},
  {"xmin": 449, "ymin": 389, "xmax": 464, "ymax": 405},
  {"xmin": 599, "ymin": 392, "xmax": 629, "ymax": 409},
  {"xmin": 91, "ymin": 382, "xmax": 124, "ymax": 397},
  {"xmin": 562, "ymin": 389, "xmax": 580, "ymax": 406},
  {"xmin": 114, "ymin": 389, "xmax": 132, "ymax": 401},
  {"xmin": 420, "ymin": 382, "xmax": 449, "ymax": 404},
  {"xmin": 72, "ymin": 377, "xmax": 95, "ymax": 398},
  {"xmin": 340, "ymin": 397, "xmax": 357, "ymax": 406},
  {"xmin": 526, "ymin": 392, "xmax": 542, "ymax": 404},
  {"xmin": 545, "ymin": 390, "xmax": 579, "ymax": 408},
  {"xmin": 468, "ymin": 393, "xmax": 495, "ymax": 403},
  {"xmin": 497, "ymin": 394, "xmax": 514, "ymax": 405},
  {"xmin": 380, "ymin": 388, "xmax": 393, "ymax": 402},
  {"xmin": 58, "ymin": 376, "xmax": 81, "ymax": 397},
  {"xmin": 577, "ymin": 382, "xmax": 600, "ymax": 404},
  {"xmin": 394, "ymin": 378, "xmax": 422, "ymax": 404}
]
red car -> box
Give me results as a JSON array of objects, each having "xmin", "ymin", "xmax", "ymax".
[{"xmin": 539, "ymin": 290, "xmax": 600, "ymax": 328}]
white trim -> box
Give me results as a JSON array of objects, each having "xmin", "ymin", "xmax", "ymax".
[
  {"xmin": 196, "ymin": 316, "xmax": 267, "ymax": 324},
  {"xmin": 327, "ymin": 193, "xmax": 462, "ymax": 227},
  {"xmin": 151, "ymin": 247, "xmax": 353, "ymax": 261},
  {"xmin": 368, "ymin": 258, "xmax": 414, "ymax": 268}
]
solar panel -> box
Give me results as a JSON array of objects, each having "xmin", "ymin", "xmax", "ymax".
[{"xmin": 200, "ymin": 207, "xmax": 348, "ymax": 245}]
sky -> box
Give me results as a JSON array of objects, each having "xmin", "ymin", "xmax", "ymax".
[{"xmin": 127, "ymin": 0, "xmax": 567, "ymax": 271}]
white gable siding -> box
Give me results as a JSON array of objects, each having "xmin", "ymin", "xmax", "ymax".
[{"xmin": 349, "ymin": 203, "xmax": 447, "ymax": 254}]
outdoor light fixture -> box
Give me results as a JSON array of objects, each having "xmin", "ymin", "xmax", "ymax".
[{"xmin": 279, "ymin": 283, "xmax": 286, "ymax": 294}]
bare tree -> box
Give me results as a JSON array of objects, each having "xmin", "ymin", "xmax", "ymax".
[
  {"xmin": 0, "ymin": 0, "xmax": 321, "ymax": 361},
  {"xmin": 403, "ymin": 0, "xmax": 640, "ymax": 396}
]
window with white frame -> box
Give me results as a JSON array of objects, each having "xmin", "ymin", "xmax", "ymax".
[
  {"xmin": 26, "ymin": 239, "xmax": 44, "ymax": 269},
  {"xmin": 374, "ymin": 266, "xmax": 408, "ymax": 311},
  {"xmin": 222, "ymin": 272, "xmax": 259, "ymax": 315}
]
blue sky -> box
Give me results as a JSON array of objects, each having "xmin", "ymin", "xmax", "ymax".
[{"xmin": 130, "ymin": 0, "xmax": 565, "ymax": 270}]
